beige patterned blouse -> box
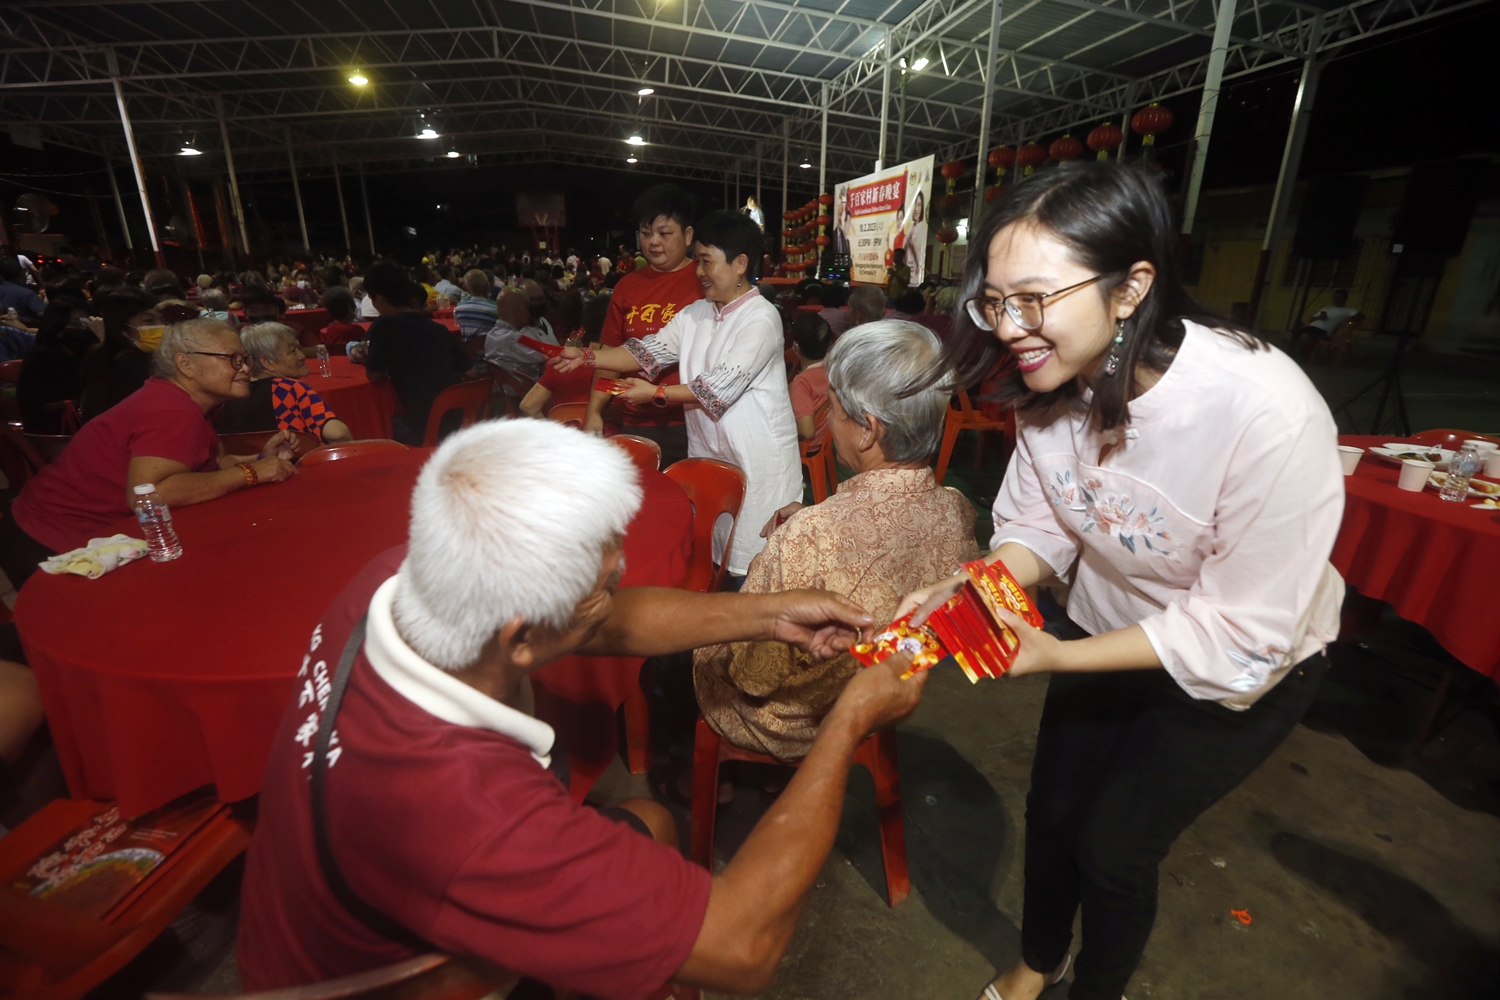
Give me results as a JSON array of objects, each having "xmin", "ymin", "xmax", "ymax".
[{"xmin": 694, "ymin": 466, "xmax": 979, "ymax": 761}]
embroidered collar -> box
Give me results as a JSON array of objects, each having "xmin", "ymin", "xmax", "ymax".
[
  {"xmin": 362, "ymin": 575, "xmax": 555, "ymax": 767},
  {"xmin": 713, "ymin": 290, "xmax": 759, "ymax": 324}
]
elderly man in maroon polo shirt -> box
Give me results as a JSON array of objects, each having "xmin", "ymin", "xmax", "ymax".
[{"xmin": 238, "ymin": 419, "xmax": 926, "ymax": 999}]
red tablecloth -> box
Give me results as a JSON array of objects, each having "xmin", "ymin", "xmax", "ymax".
[
  {"xmin": 16, "ymin": 450, "xmax": 693, "ymax": 815},
  {"xmin": 1334, "ymin": 435, "xmax": 1500, "ymax": 679},
  {"xmin": 303, "ymin": 355, "xmax": 399, "ymax": 439}
]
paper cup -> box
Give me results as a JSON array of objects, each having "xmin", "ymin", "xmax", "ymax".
[
  {"xmin": 1463, "ymin": 439, "xmax": 1498, "ymax": 454},
  {"xmin": 1338, "ymin": 445, "xmax": 1363, "ymax": 475},
  {"xmin": 1486, "ymin": 452, "xmax": 1500, "ymax": 479},
  {"xmin": 1398, "ymin": 458, "xmax": 1435, "ymax": 492}
]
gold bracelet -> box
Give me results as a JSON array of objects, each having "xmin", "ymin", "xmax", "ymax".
[{"xmin": 237, "ymin": 462, "xmax": 259, "ymax": 487}]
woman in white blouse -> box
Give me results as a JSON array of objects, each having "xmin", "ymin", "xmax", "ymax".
[
  {"xmin": 900, "ymin": 163, "xmax": 1343, "ymax": 1000},
  {"xmin": 551, "ymin": 210, "xmax": 801, "ymax": 583}
]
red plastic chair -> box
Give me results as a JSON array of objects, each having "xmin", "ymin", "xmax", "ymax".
[
  {"xmin": 662, "ymin": 459, "xmax": 746, "ymax": 593},
  {"xmin": 422, "ymin": 379, "xmax": 493, "ymax": 447},
  {"xmin": 0, "ymin": 798, "xmax": 252, "ymax": 1000},
  {"xmin": 1410, "ymin": 428, "xmax": 1500, "ymax": 450},
  {"xmin": 299, "ymin": 440, "xmax": 410, "ymax": 466},
  {"xmin": 278, "ymin": 308, "xmax": 331, "ymax": 347},
  {"xmin": 611, "ymin": 433, "xmax": 661, "ymax": 473},
  {"xmin": 546, "ymin": 401, "xmax": 589, "ymax": 428},
  {"xmin": 3, "ymin": 421, "xmax": 70, "ymax": 488},
  {"xmin": 690, "ymin": 718, "xmax": 910, "ymax": 907},
  {"xmin": 0, "ymin": 359, "xmax": 22, "ymax": 384},
  {"xmin": 217, "ymin": 430, "xmax": 322, "ymax": 461},
  {"xmin": 799, "ymin": 400, "xmax": 835, "ymax": 503},
  {"xmin": 934, "ymin": 388, "xmax": 1014, "ymax": 486}
]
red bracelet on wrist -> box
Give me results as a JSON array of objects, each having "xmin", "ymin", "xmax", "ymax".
[
  {"xmin": 580, "ymin": 348, "xmax": 596, "ymax": 364},
  {"xmin": 237, "ymin": 462, "xmax": 259, "ymax": 487}
]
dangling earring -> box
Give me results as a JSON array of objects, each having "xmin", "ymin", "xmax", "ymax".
[{"xmin": 1103, "ymin": 318, "xmax": 1126, "ymax": 376}]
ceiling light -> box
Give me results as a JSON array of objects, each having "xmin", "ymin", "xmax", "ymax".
[
  {"xmin": 800, "ymin": 160, "xmax": 812, "ymax": 169},
  {"xmin": 418, "ymin": 127, "xmax": 439, "ymax": 139},
  {"xmin": 637, "ymin": 87, "xmax": 655, "ymax": 96},
  {"xmin": 626, "ymin": 155, "xmax": 639, "ymax": 164},
  {"xmin": 348, "ymin": 72, "xmax": 369, "ymax": 86},
  {"xmin": 911, "ymin": 56, "xmax": 929, "ymax": 71},
  {"xmin": 446, "ymin": 149, "xmax": 461, "ymax": 158},
  {"xmin": 626, "ymin": 133, "xmax": 646, "ymax": 146},
  {"xmin": 178, "ymin": 144, "xmax": 202, "ymax": 156}
]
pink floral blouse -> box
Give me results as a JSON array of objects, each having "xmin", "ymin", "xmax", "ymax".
[{"xmin": 991, "ymin": 320, "xmax": 1345, "ymax": 709}]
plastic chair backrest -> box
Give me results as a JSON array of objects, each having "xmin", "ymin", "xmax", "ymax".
[
  {"xmin": 662, "ymin": 458, "xmax": 747, "ymax": 592},
  {"xmin": 298, "ymin": 440, "xmax": 410, "ymax": 466},
  {"xmin": 3, "ymin": 421, "xmax": 69, "ymax": 486},
  {"xmin": 1410, "ymin": 428, "xmax": 1500, "ymax": 451},
  {"xmin": 421, "ymin": 379, "xmax": 492, "ymax": 447},
  {"xmin": 145, "ymin": 953, "xmax": 509, "ymax": 1000},
  {"xmin": 279, "ymin": 309, "xmax": 331, "ymax": 346},
  {"xmin": 546, "ymin": 401, "xmax": 589, "ymax": 428},
  {"xmin": 0, "ymin": 359, "xmax": 22, "ymax": 385},
  {"xmin": 610, "ymin": 433, "xmax": 662, "ymax": 472},
  {"xmin": 217, "ymin": 430, "xmax": 322, "ymax": 462}
]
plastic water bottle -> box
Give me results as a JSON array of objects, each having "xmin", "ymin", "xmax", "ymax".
[
  {"xmin": 1440, "ymin": 443, "xmax": 1484, "ymax": 502},
  {"xmin": 132, "ymin": 484, "xmax": 183, "ymax": 562},
  {"xmin": 315, "ymin": 343, "xmax": 332, "ymax": 377}
]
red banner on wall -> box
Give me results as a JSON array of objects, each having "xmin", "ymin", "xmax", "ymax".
[{"xmin": 846, "ymin": 171, "xmax": 908, "ymax": 218}]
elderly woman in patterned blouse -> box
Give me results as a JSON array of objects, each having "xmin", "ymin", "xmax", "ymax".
[
  {"xmin": 694, "ymin": 320, "xmax": 980, "ymax": 761},
  {"xmin": 215, "ymin": 323, "xmax": 353, "ymax": 444}
]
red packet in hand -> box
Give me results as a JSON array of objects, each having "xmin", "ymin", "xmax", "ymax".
[
  {"xmin": 594, "ymin": 377, "xmax": 629, "ymax": 395},
  {"xmin": 850, "ymin": 612, "xmax": 948, "ymax": 677},
  {"xmin": 518, "ymin": 335, "xmax": 564, "ymax": 358},
  {"xmin": 963, "ymin": 558, "xmax": 1044, "ymax": 629}
]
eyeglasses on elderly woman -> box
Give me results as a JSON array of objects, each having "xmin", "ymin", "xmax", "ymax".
[{"xmin": 186, "ymin": 350, "xmax": 252, "ymax": 370}]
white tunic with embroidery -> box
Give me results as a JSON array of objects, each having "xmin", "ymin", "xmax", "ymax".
[
  {"xmin": 991, "ymin": 320, "xmax": 1345, "ymax": 708},
  {"xmin": 626, "ymin": 292, "xmax": 802, "ymax": 575}
]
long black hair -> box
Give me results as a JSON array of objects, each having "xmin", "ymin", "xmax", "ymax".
[{"xmin": 942, "ymin": 161, "xmax": 1262, "ymax": 431}]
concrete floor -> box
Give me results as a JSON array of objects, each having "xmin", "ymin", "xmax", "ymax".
[{"xmin": 73, "ymin": 333, "xmax": 1500, "ymax": 1000}]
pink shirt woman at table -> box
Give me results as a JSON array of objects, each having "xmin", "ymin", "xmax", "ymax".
[{"xmin": 897, "ymin": 163, "xmax": 1342, "ymax": 1000}]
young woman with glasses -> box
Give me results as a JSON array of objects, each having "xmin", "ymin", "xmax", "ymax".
[{"xmin": 898, "ymin": 163, "xmax": 1344, "ymax": 1000}]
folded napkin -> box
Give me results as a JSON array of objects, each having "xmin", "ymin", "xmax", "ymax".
[{"xmin": 40, "ymin": 534, "xmax": 150, "ymax": 579}]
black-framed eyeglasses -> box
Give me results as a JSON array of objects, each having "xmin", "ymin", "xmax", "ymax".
[
  {"xmin": 964, "ymin": 274, "xmax": 1105, "ymax": 332},
  {"xmin": 187, "ymin": 351, "xmax": 251, "ymax": 370}
]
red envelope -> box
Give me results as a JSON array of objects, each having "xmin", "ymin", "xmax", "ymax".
[{"xmin": 518, "ymin": 335, "xmax": 564, "ymax": 357}]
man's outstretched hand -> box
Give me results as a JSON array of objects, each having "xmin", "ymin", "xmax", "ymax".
[{"xmin": 758, "ymin": 589, "xmax": 875, "ymax": 661}]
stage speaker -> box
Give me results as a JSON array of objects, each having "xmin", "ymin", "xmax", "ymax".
[
  {"xmin": 1291, "ymin": 174, "xmax": 1369, "ymax": 261},
  {"xmin": 1391, "ymin": 158, "xmax": 1488, "ymax": 257}
]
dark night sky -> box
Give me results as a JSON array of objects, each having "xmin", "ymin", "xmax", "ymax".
[{"xmin": 2, "ymin": 2, "xmax": 1495, "ymax": 263}]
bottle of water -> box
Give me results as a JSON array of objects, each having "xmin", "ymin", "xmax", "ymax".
[
  {"xmin": 315, "ymin": 343, "xmax": 332, "ymax": 377},
  {"xmin": 1440, "ymin": 443, "xmax": 1484, "ymax": 502},
  {"xmin": 132, "ymin": 484, "xmax": 183, "ymax": 562}
]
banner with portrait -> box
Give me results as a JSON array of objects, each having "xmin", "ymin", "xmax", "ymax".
[{"xmin": 831, "ymin": 155, "xmax": 933, "ymax": 286}]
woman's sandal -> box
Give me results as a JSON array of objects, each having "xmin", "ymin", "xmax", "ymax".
[{"xmin": 974, "ymin": 954, "xmax": 1071, "ymax": 1000}]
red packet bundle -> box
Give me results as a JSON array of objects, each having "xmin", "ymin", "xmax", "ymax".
[
  {"xmin": 852, "ymin": 559, "xmax": 1043, "ymax": 683},
  {"xmin": 594, "ymin": 377, "xmax": 630, "ymax": 395},
  {"xmin": 518, "ymin": 335, "xmax": 564, "ymax": 358}
]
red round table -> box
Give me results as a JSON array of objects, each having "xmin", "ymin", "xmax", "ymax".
[
  {"xmin": 16, "ymin": 449, "xmax": 693, "ymax": 816},
  {"xmin": 301, "ymin": 355, "xmax": 399, "ymax": 440},
  {"xmin": 1335, "ymin": 435, "xmax": 1500, "ymax": 679}
]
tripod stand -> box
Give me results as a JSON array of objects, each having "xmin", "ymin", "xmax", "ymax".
[{"xmin": 1330, "ymin": 327, "xmax": 1413, "ymax": 436}]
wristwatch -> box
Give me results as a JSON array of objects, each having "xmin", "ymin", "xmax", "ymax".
[{"xmin": 652, "ymin": 385, "xmax": 669, "ymax": 408}]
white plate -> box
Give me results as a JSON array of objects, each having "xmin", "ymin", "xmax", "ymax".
[
  {"xmin": 1428, "ymin": 471, "xmax": 1500, "ymax": 498},
  {"xmin": 1370, "ymin": 444, "xmax": 1455, "ymax": 466}
]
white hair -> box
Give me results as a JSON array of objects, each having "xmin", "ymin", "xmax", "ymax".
[
  {"xmin": 392, "ymin": 420, "xmax": 643, "ymax": 671},
  {"xmin": 826, "ymin": 319, "xmax": 951, "ymax": 464}
]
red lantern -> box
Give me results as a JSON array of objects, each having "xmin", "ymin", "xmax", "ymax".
[
  {"xmin": 984, "ymin": 184, "xmax": 1009, "ymax": 203},
  {"xmin": 934, "ymin": 226, "xmax": 959, "ymax": 244},
  {"xmin": 1087, "ymin": 122, "xmax": 1123, "ymax": 160},
  {"xmin": 941, "ymin": 159, "xmax": 966, "ymax": 194},
  {"xmin": 1049, "ymin": 134, "xmax": 1084, "ymax": 162},
  {"xmin": 1015, "ymin": 142, "xmax": 1046, "ymax": 175},
  {"xmin": 938, "ymin": 192, "xmax": 963, "ymax": 214},
  {"xmin": 816, "ymin": 214, "xmax": 830, "ymax": 227},
  {"xmin": 1131, "ymin": 103, "xmax": 1173, "ymax": 146},
  {"xmin": 815, "ymin": 234, "xmax": 830, "ymax": 247},
  {"xmin": 818, "ymin": 192, "xmax": 833, "ymax": 206},
  {"xmin": 987, "ymin": 146, "xmax": 1016, "ymax": 170}
]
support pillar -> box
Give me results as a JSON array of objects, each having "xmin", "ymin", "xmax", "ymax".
[
  {"xmin": 1180, "ymin": 0, "xmax": 1239, "ymax": 235},
  {"xmin": 287, "ymin": 133, "xmax": 310, "ymax": 254},
  {"xmin": 106, "ymin": 160, "xmax": 133, "ymax": 251},
  {"xmin": 1117, "ymin": 81, "xmax": 1139, "ymax": 160},
  {"xmin": 818, "ymin": 84, "xmax": 829, "ymax": 198},
  {"xmin": 782, "ymin": 121, "xmax": 790, "ymax": 235},
  {"xmin": 86, "ymin": 185, "xmax": 112, "ymax": 260},
  {"xmin": 215, "ymin": 96, "xmax": 251, "ymax": 258},
  {"xmin": 332, "ymin": 154, "xmax": 351, "ymax": 254},
  {"xmin": 358, "ymin": 162, "xmax": 376, "ymax": 256},
  {"xmin": 973, "ymin": 0, "xmax": 1003, "ymax": 222},
  {"xmin": 877, "ymin": 56, "xmax": 891, "ymax": 171},
  {"xmin": 895, "ymin": 66, "xmax": 908, "ymax": 166},
  {"xmin": 107, "ymin": 49, "xmax": 162, "ymax": 266},
  {"xmin": 1249, "ymin": 13, "xmax": 1325, "ymax": 328}
]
